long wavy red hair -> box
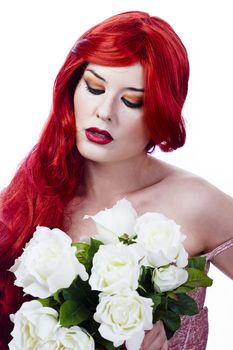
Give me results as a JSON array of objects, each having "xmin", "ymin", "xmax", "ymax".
[{"xmin": 0, "ymin": 10, "xmax": 189, "ymax": 347}]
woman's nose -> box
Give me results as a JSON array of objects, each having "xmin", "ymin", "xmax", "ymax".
[{"xmin": 96, "ymin": 94, "xmax": 115, "ymax": 121}]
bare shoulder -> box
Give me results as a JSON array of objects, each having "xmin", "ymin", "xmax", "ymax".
[{"xmin": 146, "ymin": 160, "xmax": 233, "ymax": 253}]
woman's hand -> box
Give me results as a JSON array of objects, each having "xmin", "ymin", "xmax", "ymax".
[{"xmin": 140, "ymin": 320, "xmax": 168, "ymax": 350}]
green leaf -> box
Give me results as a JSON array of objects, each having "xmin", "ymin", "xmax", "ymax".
[
  {"xmin": 59, "ymin": 299, "xmax": 91, "ymax": 327},
  {"xmin": 164, "ymin": 326, "xmax": 176, "ymax": 340},
  {"xmin": 37, "ymin": 297, "xmax": 51, "ymax": 307},
  {"xmin": 53, "ymin": 288, "xmax": 64, "ymax": 303},
  {"xmin": 138, "ymin": 266, "xmax": 154, "ymax": 294},
  {"xmin": 152, "ymin": 295, "xmax": 168, "ymax": 323},
  {"xmin": 173, "ymin": 285, "xmax": 194, "ymax": 294},
  {"xmin": 168, "ymin": 293, "xmax": 198, "ymax": 316},
  {"xmin": 167, "ymin": 292, "xmax": 179, "ymax": 300},
  {"xmin": 89, "ymin": 238, "xmax": 103, "ymax": 256},
  {"xmin": 118, "ymin": 233, "xmax": 137, "ymax": 245},
  {"xmin": 99, "ymin": 340, "xmax": 120, "ymax": 350},
  {"xmin": 62, "ymin": 287, "xmax": 77, "ymax": 301},
  {"xmin": 84, "ymin": 238, "xmax": 103, "ymax": 272},
  {"xmin": 147, "ymin": 292, "xmax": 162, "ymax": 310},
  {"xmin": 188, "ymin": 256, "xmax": 206, "ymax": 271},
  {"xmin": 160, "ymin": 310, "xmax": 181, "ymax": 332},
  {"xmin": 138, "ymin": 284, "xmax": 147, "ymax": 293},
  {"xmin": 81, "ymin": 318, "xmax": 99, "ymax": 334},
  {"xmin": 153, "ymin": 300, "xmax": 178, "ymax": 339},
  {"xmin": 73, "ymin": 242, "xmax": 91, "ymax": 267},
  {"xmin": 72, "ymin": 242, "xmax": 89, "ymax": 250},
  {"xmin": 62, "ymin": 276, "xmax": 99, "ymax": 309},
  {"xmin": 62, "ymin": 277, "xmax": 90, "ymax": 300},
  {"xmin": 94, "ymin": 328, "xmax": 122, "ymax": 349},
  {"xmin": 37, "ymin": 297, "xmax": 59, "ymax": 309},
  {"xmin": 73, "ymin": 239, "xmax": 103, "ymax": 273},
  {"xmin": 118, "ymin": 233, "xmax": 130, "ymax": 244},
  {"xmin": 184, "ymin": 268, "xmax": 213, "ymax": 288}
]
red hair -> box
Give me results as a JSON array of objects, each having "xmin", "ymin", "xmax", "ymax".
[{"xmin": 0, "ymin": 11, "xmax": 189, "ymax": 347}]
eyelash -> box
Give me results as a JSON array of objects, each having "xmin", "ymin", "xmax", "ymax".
[{"xmin": 84, "ymin": 81, "xmax": 143, "ymax": 109}]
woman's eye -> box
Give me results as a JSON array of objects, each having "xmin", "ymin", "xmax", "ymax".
[
  {"xmin": 122, "ymin": 97, "xmax": 143, "ymax": 109},
  {"xmin": 84, "ymin": 80, "xmax": 104, "ymax": 95},
  {"xmin": 84, "ymin": 80, "xmax": 143, "ymax": 109}
]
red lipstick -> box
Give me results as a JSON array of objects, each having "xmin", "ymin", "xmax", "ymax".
[{"xmin": 85, "ymin": 127, "xmax": 113, "ymax": 145}]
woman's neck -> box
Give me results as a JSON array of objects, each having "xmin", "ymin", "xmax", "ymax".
[{"xmin": 83, "ymin": 153, "xmax": 162, "ymax": 204}]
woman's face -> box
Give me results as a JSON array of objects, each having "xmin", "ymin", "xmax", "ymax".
[{"xmin": 73, "ymin": 62, "xmax": 150, "ymax": 163}]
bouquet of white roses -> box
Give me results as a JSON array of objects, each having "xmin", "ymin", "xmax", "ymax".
[{"xmin": 9, "ymin": 198, "xmax": 212, "ymax": 350}]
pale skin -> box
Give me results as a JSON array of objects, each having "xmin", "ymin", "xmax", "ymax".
[{"xmin": 65, "ymin": 62, "xmax": 233, "ymax": 349}]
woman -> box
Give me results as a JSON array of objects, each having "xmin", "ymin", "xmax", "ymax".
[{"xmin": 0, "ymin": 10, "xmax": 233, "ymax": 350}]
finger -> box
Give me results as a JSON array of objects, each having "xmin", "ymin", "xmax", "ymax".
[
  {"xmin": 161, "ymin": 340, "xmax": 169, "ymax": 350},
  {"xmin": 140, "ymin": 321, "xmax": 168, "ymax": 349},
  {"xmin": 146, "ymin": 321, "xmax": 166, "ymax": 341},
  {"xmin": 141, "ymin": 331, "xmax": 167, "ymax": 349}
]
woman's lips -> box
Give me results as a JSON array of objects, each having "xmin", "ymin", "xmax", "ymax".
[
  {"xmin": 86, "ymin": 127, "xmax": 113, "ymax": 139},
  {"xmin": 85, "ymin": 130, "xmax": 114, "ymax": 145}
]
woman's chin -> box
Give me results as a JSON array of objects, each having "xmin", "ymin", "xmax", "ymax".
[{"xmin": 76, "ymin": 143, "xmax": 112, "ymax": 163}]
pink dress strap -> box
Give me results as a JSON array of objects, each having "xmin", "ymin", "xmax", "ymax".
[{"xmin": 205, "ymin": 237, "xmax": 233, "ymax": 261}]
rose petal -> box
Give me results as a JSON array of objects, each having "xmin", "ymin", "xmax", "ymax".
[{"xmin": 125, "ymin": 330, "xmax": 145, "ymax": 350}]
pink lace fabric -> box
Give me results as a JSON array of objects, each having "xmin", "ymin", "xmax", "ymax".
[{"xmin": 168, "ymin": 238, "xmax": 233, "ymax": 350}]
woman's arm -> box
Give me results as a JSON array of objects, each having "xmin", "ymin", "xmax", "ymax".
[{"xmin": 186, "ymin": 176, "xmax": 233, "ymax": 278}]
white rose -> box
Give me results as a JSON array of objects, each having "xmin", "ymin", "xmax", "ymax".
[
  {"xmin": 152, "ymin": 265, "xmax": 188, "ymax": 292},
  {"xmin": 9, "ymin": 226, "xmax": 88, "ymax": 298},
  {"xmin": 94, "ymin": 291, "xmax": 153, "ymax": 349},
  {"xmin": 89, "ymin": 243, "xmax": 144, "ymax": 293},
  {"xmin": 135, "ymin": 213, "xmax": 188, "ymax": 268},
  {"xmin": 8, "ymin": 300, "xmax": 59, "ymax": 350},
  {"xmin": 39, "ymin": 326, "xmax": 95, "ymax": 350},
  {"xmin": 82, "ymin": 198, "xmax": 138, "ymax": 244}
]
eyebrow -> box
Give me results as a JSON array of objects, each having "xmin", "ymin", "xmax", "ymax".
[{"xmin": 85, "ymin": 69, "xmax": 144, "ymax": 92}]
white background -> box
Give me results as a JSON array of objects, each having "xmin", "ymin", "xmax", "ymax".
[{"xmin": 0, "ymin": 1, "xmax": 232, "ymax": 348}]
